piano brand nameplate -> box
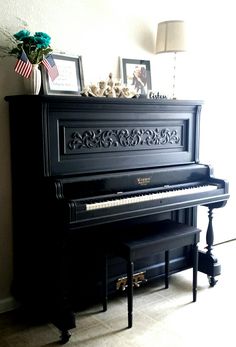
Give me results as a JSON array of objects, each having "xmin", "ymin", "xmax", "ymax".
[{"xmin": 137, "ymin": 177, "xmax": 151, "ymax": 186}]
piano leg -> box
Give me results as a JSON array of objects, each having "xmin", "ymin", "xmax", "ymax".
[
  {"xmin": 206, "ymin": 207, "xmax": 214, "ymax": 256},
  {"xmin": 52, "ymin": 305, "xmax": 75, "ymax": 344},
  {"xmin": 60, "ymin": 330, "xmax": 72, "ymax": 344},
  {"xmin": 198, "ymin": 207, "xmax": 221, "ymax": 286}
]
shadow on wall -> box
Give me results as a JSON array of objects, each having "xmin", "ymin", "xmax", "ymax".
[
  {"xmin": 128, "ymin": 19, "xmax": 156, "ymax": 54},
  {"xmin": 0, "ymin": 58, "xmax": 24, "ymax": 96}
]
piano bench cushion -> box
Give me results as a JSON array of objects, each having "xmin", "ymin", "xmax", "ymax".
[{"xmin": 112, "ymin": 219, "xmax": 201, "ymax": 261}]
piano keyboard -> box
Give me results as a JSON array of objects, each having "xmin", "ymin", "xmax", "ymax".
[{"xmin": 86, "ymin": 184, "xmax": 218, "ymax": 211}]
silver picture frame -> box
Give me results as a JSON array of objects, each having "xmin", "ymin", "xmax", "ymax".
[{"xmin": 41, "ymin": 53, "xmax": 84, "ymax": 95}]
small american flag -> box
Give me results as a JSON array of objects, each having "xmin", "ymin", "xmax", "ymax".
[
  {"xmin": 14, "ymin": 50, "xmax": 32, "ymax": 78},
  {"xmin": 42, "ymin": 54, "xmax": 59, "ymax": 81}
]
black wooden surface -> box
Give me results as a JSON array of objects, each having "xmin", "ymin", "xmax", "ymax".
[
  {"xmin": 5, "ymin": 96, "xmax": 202, "ymax": 176},
  {"xmin": 5, "ymin": 96, "xmax": 228, "ymax": 335}
]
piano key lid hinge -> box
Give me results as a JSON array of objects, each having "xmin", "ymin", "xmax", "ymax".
[{"xmin": 116, "ymin": 271, "xmax": 147, "ymax": 291}]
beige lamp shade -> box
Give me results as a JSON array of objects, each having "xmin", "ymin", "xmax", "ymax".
[{"xmin": 156, "ymin": 20, "xmax": 186, "ymax": 54}]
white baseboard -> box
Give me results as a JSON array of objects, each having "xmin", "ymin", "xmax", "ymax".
[{"xmin": 0, "ymin": 296, "xmax": 19, "ymax": 314}]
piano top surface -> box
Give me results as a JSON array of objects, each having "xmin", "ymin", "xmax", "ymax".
[{"xmin": 5, "ymin": 95, "xmax": 203, "ymax": 106}]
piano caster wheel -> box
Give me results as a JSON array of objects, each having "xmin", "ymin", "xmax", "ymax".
[
  {"xmin": 60, "ymin": 330, "xmax": 71, "ymax": 344},
  {"xmin": 208, "ymin": 275, "xmax": 218, "ymax": 287}
]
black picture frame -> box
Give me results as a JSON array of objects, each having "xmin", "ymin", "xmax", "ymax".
[
  {"xmin": 41, "ymin": 54, "xmax": 84, "ymax": 95},
  {"xmin": 121, "ymin": 58, "xmax": 152, "ymax": 95}
]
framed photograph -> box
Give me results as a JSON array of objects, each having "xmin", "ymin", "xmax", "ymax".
[
  {"xmin": 41, "ymin": 53, "xmax": 84, "ymax": 95},
  {"xmin": 121, "ymin": 58, "xmax": 152, "ymax": 95}
]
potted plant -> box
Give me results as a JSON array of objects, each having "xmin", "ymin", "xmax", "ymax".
[{"xmin": 0, "ymin": 26, "xmax": 58, "ymax": 94}]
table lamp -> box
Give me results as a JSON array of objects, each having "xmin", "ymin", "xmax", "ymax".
[{"xmin": 156, "ymin": 20, "xmax": 186, "ymax": 99}]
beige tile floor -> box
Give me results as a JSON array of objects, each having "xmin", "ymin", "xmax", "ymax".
[{"xmin": 0, "ymin": 240, "xmax": 235, "ymax": 347}]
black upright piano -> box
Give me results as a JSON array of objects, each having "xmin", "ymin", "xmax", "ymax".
[{"xmin": 6, "ymin": 96, "xmax": 229, "ymax": 341}]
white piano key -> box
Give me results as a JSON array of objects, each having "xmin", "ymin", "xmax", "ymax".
[{"xmin": 86, "ymin": 185, "xmax": 218, "ymax": 211}]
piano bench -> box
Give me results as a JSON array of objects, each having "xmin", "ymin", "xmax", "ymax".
[{"xmin": 102, "ymin": 219, "xmax": 201, "ymax": 328}]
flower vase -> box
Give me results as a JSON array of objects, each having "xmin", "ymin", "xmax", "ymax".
[{"xmin": 23, "ymin": 64, "xmax": 41, "ymax": 95}]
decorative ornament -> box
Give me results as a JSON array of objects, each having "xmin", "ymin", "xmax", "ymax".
[{"xmin": 81, "ymin": 73, "xmax": 139, "ymax": 99}]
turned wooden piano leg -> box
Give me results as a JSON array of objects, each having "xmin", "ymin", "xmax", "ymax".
[
  {"xmin": 206, "ymin": 207, "xmax": 218, "ymax": 287},
  {"xmin": 206, "ymin": 207, "xmax": 214, "ymax": 256},
  {"xmin": 198, "ymin": 206, "xmax": 221, "ymax": 285}
]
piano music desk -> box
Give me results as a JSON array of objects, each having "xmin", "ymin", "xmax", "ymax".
[{"xmin": 103, "ymin": 220, "xmax": 201, "ymax": 328}]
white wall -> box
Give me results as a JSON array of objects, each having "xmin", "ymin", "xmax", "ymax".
[{"xmin": 0, "ymin": 0, "xmax": 235, "ymax": 310}]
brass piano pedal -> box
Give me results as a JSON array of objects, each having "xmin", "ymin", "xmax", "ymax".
[{"xmin": 116, "ymin": 271, "xmax": 147, "ymax": 291}]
